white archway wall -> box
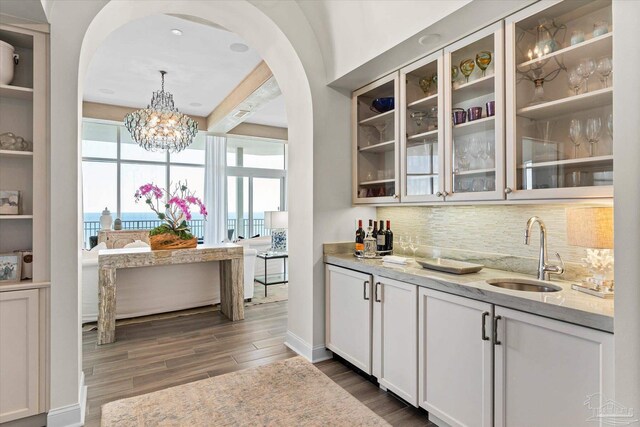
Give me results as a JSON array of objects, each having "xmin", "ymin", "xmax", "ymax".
[{"xmin": 48, "ymin": 1, "xmax": 375, "ymax": 423}]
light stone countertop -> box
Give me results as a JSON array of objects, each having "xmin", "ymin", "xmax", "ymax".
[{"xmin": 324, "ymin": 253, "xmax": 614, "ymax": 333}]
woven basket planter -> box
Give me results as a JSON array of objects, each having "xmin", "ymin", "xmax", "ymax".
[{"xmin": 149, "ymin": 233, "xmax": 197, "ymax": 250}]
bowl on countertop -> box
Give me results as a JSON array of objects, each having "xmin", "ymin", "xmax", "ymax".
[{"xmin": 370, "ymin": 97, "xmax": 394, "ymax": 114}]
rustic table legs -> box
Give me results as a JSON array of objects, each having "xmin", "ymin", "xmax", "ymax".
[
  {"xmin": 97, "ymin": 267, "xmax": 117, "ymax": 345},
  {"xmin": 220, "ymin": 257, "xmax": 245, "ymax": 321}
]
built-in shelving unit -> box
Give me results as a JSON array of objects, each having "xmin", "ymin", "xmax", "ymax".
[
  {"xmin": 359, "ymin": 140, "xmax": 395, "ymax": 153},
  {"xmin": 516, "ymin": 87, "xmax": 612, "ymax": 120},
  {"xmin": 0, "ymin": 20, "xmax": 50, "ymax": 424}
]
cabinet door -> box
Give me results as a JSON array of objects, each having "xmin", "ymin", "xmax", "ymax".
[
  {"xmin": 494, "ymin": 306, "xmax": 614, "ymax": 427},
  {"xmin": 418, "ymin": 288, "xmax": 493, "ymax": 427},
  {"xmin": 0, "ymin": 289, "xmax": 40, "ymax": 423},
  {"xmin": 325, "ymin": 265, "xmax": 373, "ymax": 374},
  {"xmin": 400, "ymin": 50, "xmax": 445, "ymax": 203},
  {"xmin": 444, "ymin": 21, "xmax": 505, "ymax": 201},
  {"xmin": 352, "ymin": 72, "xmax": 401, "ymax": 203},
  {"xmin": 372, "ymin": 276, "xmax": 418, "ymax": 406},
  {"xmin": 505, "ymin": 1, "xmax": 613, "ymax": 199}
]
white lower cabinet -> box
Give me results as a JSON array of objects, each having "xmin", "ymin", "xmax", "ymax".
[
  {"xmin": 325, "ymin": 265, "xmax": 373, "ymax": 373},
  {"xmin": 372, "ymin": 276, "xmax": 418, "ymax": 406},
  {"xmin": 0, "ymin": 289, "xmax": 41, "ymax": 423},
  {"xmin": 418, "ymin": 288, "xmax": 493, "ymax": 427},
  {"xmin": 494, "ymin": 306, "xmax": 614, "ymax": 427}
]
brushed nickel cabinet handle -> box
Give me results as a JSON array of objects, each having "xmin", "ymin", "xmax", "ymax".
[{"xmin": 482, "ymin": 311, "xmax": 490, "ymax": 341}]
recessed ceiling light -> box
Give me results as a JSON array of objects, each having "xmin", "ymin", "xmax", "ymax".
[
  {"xmin": 189, "ymin": 102, "xmax": 202, "ymax": 107},
  {"xmin": 230, "ymin": 43, "xmax": 249, "ymax": 53},
  {"xmin": 418, "ymin": 34, "xmax": 441, "ymax": 46},
  {"xmin": 171, "ymin": 29, "xmax": 183, "ymax": 36},
  {"xmin": 99, "ymin": 88, "xmax": 115, "ymax": 94}
]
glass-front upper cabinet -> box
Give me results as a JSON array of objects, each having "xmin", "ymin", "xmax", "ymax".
[
  {"xmin": 444, "ymin": 21, "xmax": 505, "ymax": 201},
  {"xmin": 400, "ymin": 51, "xmax": 445, "ymax": 203},
  {"xmin": 505, "ymin": 0, "xmax": 613, "ymax": 199},
  {"xmin": 352, "ymin": 72, "xmax": 400, "ymax": 204}
]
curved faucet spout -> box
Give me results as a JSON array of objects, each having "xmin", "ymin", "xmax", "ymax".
[{"xmin": 524, "ymin": 216, "xmax": 562, "ymax": 281}]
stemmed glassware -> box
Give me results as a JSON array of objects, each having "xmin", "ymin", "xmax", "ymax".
[
  {"xmin": 373, "ymin": 122, "xmax": 387, "ymax": 143},
  {"xmin": 577, "ymin": 58, "xmax": 596, "ymax": 92},
  {"xmin": 451, "ymin": 66, "xmax": 459, "ymax": 85},
  {"xmin": 455, "ymin": 143, "xmax": 470, "ymax": 171},
  {"xmin": 408, "ymin": 236, "xmax": 420, "ymax": 259},
  {"xmin": 567, "ymin": 68, "xmax": 582, "ymax": 95},
  {"xmin": 475, "ymin": 51, "xmax": 492, "ymax": 77},
  {"xmin": 398, "ymin": 235, "xmax": 409, "ymax": 255},
  {"xmin": 460, "ymin": 59, "xmax": 475, "ymax": 83},
  {"xmin": 607, "ymin": 113, "xmax": 613, "ymax": 138},
  {"xmin": 569, "ymin": 119, "xmax": 582, "ymax": 158},
  {"xmin": 585, "ymin": 117, "xmax": 602, "ymax": 157},
  {"xmin": 596, "ymin": 57, "xmax": 612, "ymax": 88}
]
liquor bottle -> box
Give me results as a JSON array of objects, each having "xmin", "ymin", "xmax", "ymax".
[
  {"xmin": 385, "ymin": 220, "xmax": 393, "ymax": 252},
  {"xmin": 355, "ymin": 219, "xmax": 365, "ymax": 253},
  {"xmin": 364, "ymin": 223, "xmax": 377, "ymax": 258},
  {"xmin": 377, "ymin": 220, "xmax": 386, "ymax": 251}
]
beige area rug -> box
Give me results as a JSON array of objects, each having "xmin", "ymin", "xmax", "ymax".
[
  {"xmin": 101, "ymin": 356, "xmax": 389, "ymax": 426},
  {"xmin": 82, "ymin": 283, "xmax": 288, "ymax": 332}
]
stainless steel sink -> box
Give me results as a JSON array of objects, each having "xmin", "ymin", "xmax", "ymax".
[{"xmin": 486, "ymin": 278, "xmax": 562, "ymax": 293}]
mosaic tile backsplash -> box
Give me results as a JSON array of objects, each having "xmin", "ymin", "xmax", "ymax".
[{"xmin": 377, "ymin": 204, "xmax": 612, "ymax": 282}]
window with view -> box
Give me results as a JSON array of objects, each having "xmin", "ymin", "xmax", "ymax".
[{"xmin": 81, "ymin": 120, "xmax": 206, "ymax": 247}]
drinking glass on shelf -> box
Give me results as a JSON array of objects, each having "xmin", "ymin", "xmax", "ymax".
[
  {"xmin": 577, "ymin": 58, "xmax": 596, "ymax": 92},
  {"xmin": 596, "ymin": 57, "xmax": 612, "ymax": 88},
  {"xmin": 373, "ymin": 122, "xmax": 387, "ymax": 143},
  {"xmin": 569, "ymin": 119, "xmax": 582, "ymax": 158},
  {"xmin": 455, "ymin": 143, "xmax": 470, "ymax": 171},
  {"xmin": 475, "ymin": 51, "xmax": 492, "ymax": 77},
  {"xmin": 567, "ymin": 68, "xmax": 583, "ymax": 96},
  {"xmin": 451, "ymin": 66, "xmax": 459, "ymax": 84},
  {"xmin": 460, "ymin": 59, "xmax": 475, "ymax": 83},
  {"xmin": 585, "ymin": 117, "xmax": 602, "ymax": 157},
  {"xmin": 607, "ymin": 113, "xmax": 613, "ymax": 138}
]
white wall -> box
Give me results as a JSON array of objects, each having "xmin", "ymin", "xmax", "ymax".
[
  {"xmin": 613, "ymin": 0, "xmax": 640, "ymax": 413},
  {"xmin": 297, "ymin": 0, "xmax": 471, "ymax": 82}
]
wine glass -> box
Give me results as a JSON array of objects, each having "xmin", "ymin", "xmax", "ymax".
[
  {"xmin": 411, "ymin": 111, "xmax": 428, "ymax": 127},
  {"xmin": 475, "ymin": 51, "xmax": 492, "ymax": 77},
  {"xmin": 585, "ymin": 117, "xmax": 602, "ymax": 157},
  {"xmin": 398, "ymin": 235, "xmax": 409, "ymax": 255},
  {"xmin": 607, "ymin": 113, "xmax": 613, "ymax": 138},
  {"xmin": 460, "ymin": 59, "xmax": 475, "ymax": 83},
  {"xmin": 418, "ymin": 75, "xmax": 432, "ymax": 95},
  {"xmin": 567, "ymin": 68, "xmax": 582, "ymax": 96},
  {"xmin": 373, "ymin": 122, "xmax": 387, "ymax": 143},
  {"xmin": 596, "ymin": 57, "xmax": 612, "ymax": 88},
  {"xmin": 408, "ymin": 236, "xmax": 420, "ymax": 259},
  {"xmin": 577, "ymin": 58, "xmax": 596, "ymax": 92},
  {"xmin": 455, "ymin": 142, "xmax": 470, "ymax": 171},
  {"xmin": 451, "ymin": 66, "xmax": 459, "ymax": 84},
  {"xmin": 569, "ymin": 119, "xmax": 582, "ymax": 158}
]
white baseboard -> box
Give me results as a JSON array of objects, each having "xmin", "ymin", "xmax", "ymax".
[
  {"xmin": 284, "ymin": 330, "xmax": 332, "ymax": 363},
  {"xmin": 47, "ymin": 373, "xmax": 87, "ymax": 427}
]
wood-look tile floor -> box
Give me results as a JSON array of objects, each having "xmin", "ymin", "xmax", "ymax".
[{"xmin": 83, "ymin": 300, "xmax": 432, "ymax": 426}]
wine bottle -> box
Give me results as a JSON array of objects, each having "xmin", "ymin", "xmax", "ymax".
[
  {"xmin": 377, "ymin": 220, "xmax": 386, "ymax": 251},
  {"xmin": 372, "ymin": 220, "xmax": 378, "ymax": 246},
  {"xmin": 355, "ymin": 219, "xmax": 365, "ymax": 253},
  {"xmin": 385, "ymin": 220, "xmax": 393, "ymax": 252}
]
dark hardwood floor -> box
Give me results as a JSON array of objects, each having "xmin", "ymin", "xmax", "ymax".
[{"xmin": 83, "ymin": 300, "xmax": 432, "ymax": 426}]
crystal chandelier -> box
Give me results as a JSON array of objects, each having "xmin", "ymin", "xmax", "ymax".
[{"xmin": 124, "ymin": 71, "xmax": 198, "ymax": 153}]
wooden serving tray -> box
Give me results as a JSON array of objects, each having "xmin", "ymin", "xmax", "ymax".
[{"xmin": 416, "ymin": 258, "xmax": 484, "ymax": 274}]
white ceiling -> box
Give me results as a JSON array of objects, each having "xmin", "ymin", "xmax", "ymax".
[{"xmin": 83, "ymin": 13, "xmax": 287, "ymax": 128}]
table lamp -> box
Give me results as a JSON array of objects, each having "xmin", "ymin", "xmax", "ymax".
[
  {"xmin": 566, "ymin": 206, "xmax": 614, "ymax": 298},
  {"xmin": 264, "ymin": 211, "xmax": 288, "ymax": 252}
]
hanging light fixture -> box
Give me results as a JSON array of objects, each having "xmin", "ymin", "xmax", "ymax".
[{"xmin": 124, "ymin": 71, "xmax": 198, "ymax": 153}]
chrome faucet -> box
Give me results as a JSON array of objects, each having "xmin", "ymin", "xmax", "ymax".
[{"xmin": 524, "ymin": 216, "xmax": 565, "ymax": 281}]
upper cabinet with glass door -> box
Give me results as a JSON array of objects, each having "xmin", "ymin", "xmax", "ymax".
[
  {"xmin": 444, "ymin": 22, "xmax": 505, "ymax": 201},
  {"xmin": 400, "ymin": 51, "xmax": 445, "ymax": 203},
  {"xmin": 352, "ymin": 72, "xmax": 400, "ymax": 204},
  {"xmin": 505, "ymin": 0, "xmax": 613, "ymax": 199}
]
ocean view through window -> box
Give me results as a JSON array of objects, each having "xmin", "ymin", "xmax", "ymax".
[{"xmin": 82, "ymin": 120, "xmax": 287, "ymax": 247}]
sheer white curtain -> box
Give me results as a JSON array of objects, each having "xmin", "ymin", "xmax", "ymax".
[{"xmin": 203, "ymin": 135, "xmax": 227, "ymax": 244}]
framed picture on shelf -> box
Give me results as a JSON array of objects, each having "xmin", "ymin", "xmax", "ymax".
[
  {"xmin": 0, "ymin": 190, "xmax": 20, "ymax": 215},
  {"xmin": 0, "ymin": 253, "xmax": 22, "ymax": 283}
]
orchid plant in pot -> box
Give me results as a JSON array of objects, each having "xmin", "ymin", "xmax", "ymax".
[{"xmin": 135, "ymin": 181, "xmax": 207, "ymax": 250}]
